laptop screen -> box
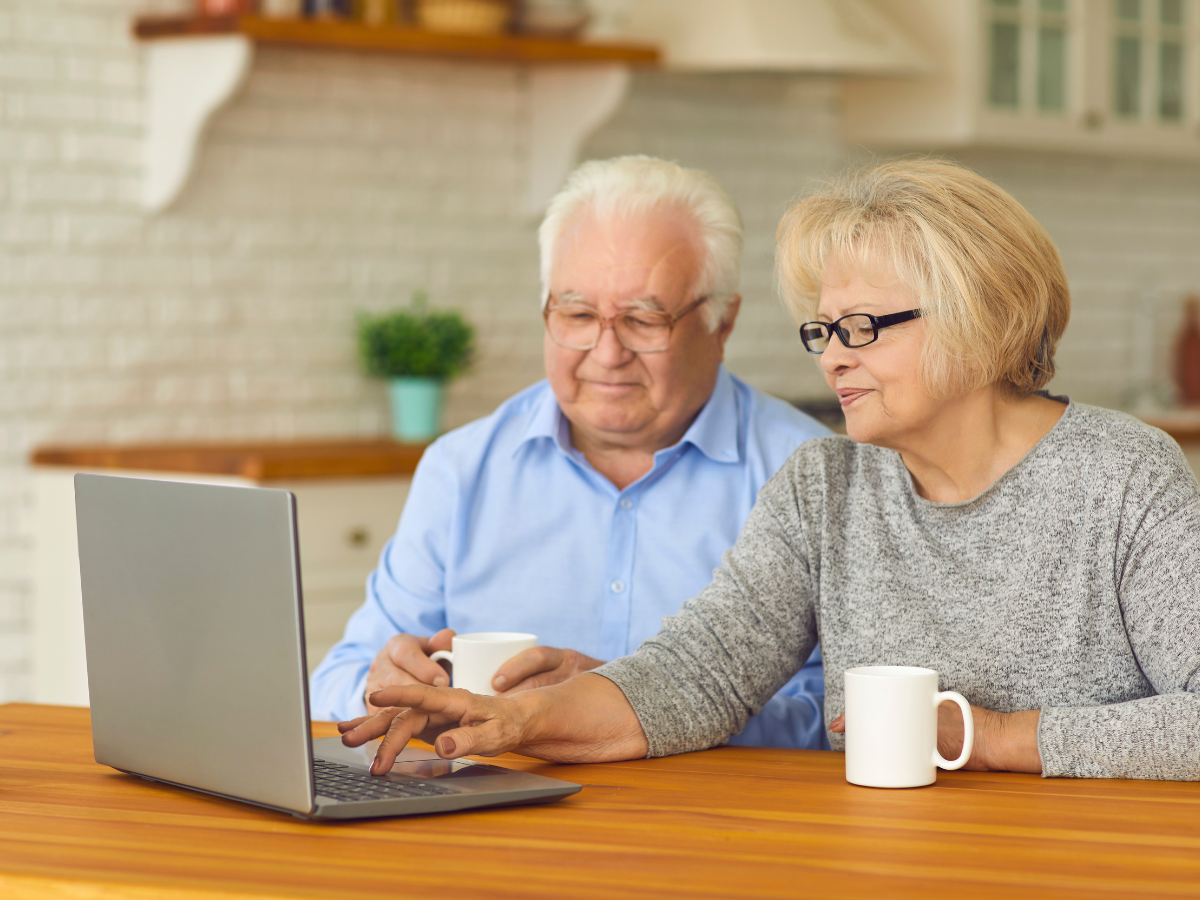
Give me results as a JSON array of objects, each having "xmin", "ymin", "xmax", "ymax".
[{"xmin": 75, "ymin": 474, "xmax": 315, "ymax": 814}]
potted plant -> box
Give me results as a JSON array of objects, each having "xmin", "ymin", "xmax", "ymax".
[{"xmin": 357, "ymin": 292, "xmax": 475, "ymax": 441}]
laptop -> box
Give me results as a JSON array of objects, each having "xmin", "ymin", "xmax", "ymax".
[{"xmin": 74, "ymin": 473, "xmax": 581, "ymax": 820}]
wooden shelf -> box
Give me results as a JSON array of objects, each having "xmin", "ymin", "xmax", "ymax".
[
  {"xmin": 31, "ymin": 439, "xmax": 428, "ymax": 481},
  {"xmin": 133, "ymin": 15, "xmax": 660, "ymax": 66}
]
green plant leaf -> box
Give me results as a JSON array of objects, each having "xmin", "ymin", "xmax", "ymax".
[{"xmin": 357, "ymin": 294, "xmax": 475, "ymax": 380}]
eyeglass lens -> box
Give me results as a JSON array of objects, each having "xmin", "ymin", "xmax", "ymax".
[
  {"xmin": 800, "ymin": 314, "xmax": 877, "ymax": 352},
  {"xmin": 547, "ymin": 307, "xmax": 674, "ymax": 352}
]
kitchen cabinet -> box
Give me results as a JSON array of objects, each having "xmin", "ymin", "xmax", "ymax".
[{"xmin": 845, "ymin": 0, "xmax": 1200, "ymax": 160}]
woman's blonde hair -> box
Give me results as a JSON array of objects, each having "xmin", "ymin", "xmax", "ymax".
[{"xmin": 776, "ymin": 158, "xmax": 1070, "ymax": 398}]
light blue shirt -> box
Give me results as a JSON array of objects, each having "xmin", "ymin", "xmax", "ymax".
[{"xmin": 310, "ymin": 366, "xmax": 831, "ymax": 749}]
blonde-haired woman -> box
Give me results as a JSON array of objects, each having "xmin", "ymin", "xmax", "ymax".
[{"xmin": 340, "ymin": 160, "xmax": 1200, "ymax": 780}]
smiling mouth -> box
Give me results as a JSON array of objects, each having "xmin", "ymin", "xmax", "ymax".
[
  {"xmin": 584, "ymin": 380, "xmax": 641, "ymax": 390},
  {"xmin": 836, "ymin": 388, "xmax": 872, "ymax": 407}
]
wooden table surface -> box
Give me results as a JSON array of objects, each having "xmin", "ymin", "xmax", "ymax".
[{"xmin": 2, "ymin": 705, "xmax": 1199, "ymax": 900}]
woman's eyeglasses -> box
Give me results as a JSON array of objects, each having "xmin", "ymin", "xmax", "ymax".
[
  {"xmin": 799, "ymin": 309, "xmax": 922, "ymax": 354},
  {"xmin": 544, "ymin": 296, "xmax": 709, "ymax": 353}
]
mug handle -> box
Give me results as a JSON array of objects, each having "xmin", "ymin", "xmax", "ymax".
[
  {"xmin": 932, "ymin": 690, "xmax": 974, "ymax": 770},
  {"xmin": 429, "ymin": 650, "xmax": 453, "ymax": 666}
]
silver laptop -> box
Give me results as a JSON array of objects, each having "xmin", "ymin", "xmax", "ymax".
[{"xmin": 74, "ymin": 473, "xmax": 580, "ymax": 820}]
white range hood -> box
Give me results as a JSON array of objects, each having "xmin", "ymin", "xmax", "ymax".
[{"xmin": 618, "ymin": 0, "xmax": 931, "ymax": 75}]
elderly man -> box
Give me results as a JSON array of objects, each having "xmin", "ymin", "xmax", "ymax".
[{"xmin": 310, "ymin": 155, "xmax": 830, "ymax": 748}]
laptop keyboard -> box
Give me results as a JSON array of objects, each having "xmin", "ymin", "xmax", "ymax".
[{"xmin": 313, "ymin": 759, "xmax": 457, "ymax": 803}]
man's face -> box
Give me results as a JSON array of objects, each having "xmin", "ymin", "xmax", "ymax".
[{"xmin": 544, "ymin": 207, "xmax": 739, "ymax": 454}]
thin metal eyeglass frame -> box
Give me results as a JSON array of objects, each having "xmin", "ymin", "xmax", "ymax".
[
  {"xmin": 543, "ymin": 295, "xmax": 710, "ymax": 353},
  {"xmin": 799, "ymin": 309, "xmax": 923, "ymax": 354}
]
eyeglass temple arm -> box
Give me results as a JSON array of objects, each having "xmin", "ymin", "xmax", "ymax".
[{"xmin": 873, "ymin": 309, "xmax": 922, "ymax": 327}]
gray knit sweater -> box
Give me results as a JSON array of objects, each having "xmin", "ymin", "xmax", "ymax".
[{"xmin": 598, "ymin": 400, "xmax": 1200, "ymax": 779}]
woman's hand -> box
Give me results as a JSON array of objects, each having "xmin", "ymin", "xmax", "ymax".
[
  {"xmin": 829, "ymin": 705, "xmax": 1042, "ymax": 774},
  {"xmin": 339, "ymin": 683, "xmax": 534, "ymax": 773},
  {"xmin": 338, "ymin": 672, "xmax": 649, "ymax": 774}
]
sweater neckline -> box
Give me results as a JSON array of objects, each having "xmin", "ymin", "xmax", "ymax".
[{"xmin": 892, "ymin": 395, "xmax": 1075, "ymax": 511}]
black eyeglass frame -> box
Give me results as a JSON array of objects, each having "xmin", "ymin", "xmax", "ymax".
[{"xmin": 799, "ymin": 309, "xmax": 923, "ymax": 354}]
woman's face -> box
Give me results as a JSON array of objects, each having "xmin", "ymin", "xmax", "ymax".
[{"xmin": 815, "ymin": 261, "xmax": 936, "ymax": 449}]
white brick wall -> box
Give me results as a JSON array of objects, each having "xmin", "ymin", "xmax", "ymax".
[
  {"xmin": 1, "ymin": 2, "xmax": 1198, "ymax": 702},
  {"xmin": 953, "ymin": 149, "xmax": 1200, "ymax": 410}
]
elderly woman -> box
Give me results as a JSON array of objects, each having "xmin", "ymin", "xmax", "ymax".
[{"xmin": 340, "ymin": 159, "xmax": 1200, "ymax": 779}]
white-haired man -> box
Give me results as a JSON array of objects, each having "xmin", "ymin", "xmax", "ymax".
[{"xmin": 311, "ymin": 156, "xmax": 830, "ymax": 748}]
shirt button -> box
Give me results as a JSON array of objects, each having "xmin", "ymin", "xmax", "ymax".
[
  {"xmin": 611, "ymin": 580, "xmax": 625, "ymax": 593},
  {"xmin": 619, "ymin": 498, "xmax": 633, "ymax": 510}
]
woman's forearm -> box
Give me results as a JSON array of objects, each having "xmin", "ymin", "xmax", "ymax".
[{"xmin": 511, "ymin": 673, "xmax": 649, "ymax": 762}]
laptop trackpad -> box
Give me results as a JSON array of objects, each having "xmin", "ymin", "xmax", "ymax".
[{"xmin": 311, "ymin": 735, "xmax": 485, "ymax": 778}]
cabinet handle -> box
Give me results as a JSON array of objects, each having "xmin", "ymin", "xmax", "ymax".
[{"xmin": 346, "ymin": 527, "xmax": 370, "ymax": 548}]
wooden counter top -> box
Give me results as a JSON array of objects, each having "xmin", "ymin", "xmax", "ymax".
[{"xmin": 31, "ymin": 439, "xmax": 427, "ymax": 481}]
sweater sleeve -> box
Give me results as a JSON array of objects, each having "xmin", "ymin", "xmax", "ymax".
[
  {"xmin": 1039, "ymin": 445, "xmax": 1200, "ymax": 779},
  {"xmin": 596, "ymin": 470, "xmax": 820, "ymax": 757}
]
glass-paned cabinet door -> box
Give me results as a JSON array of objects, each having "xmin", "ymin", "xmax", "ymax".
[
  {"xmin": 1112, "ymin": 0, "xmax": 1188, "ymax": 123},
  {"xmin": 987, "ymin": 0, "xmax": 1071, "ymax": 114},
  {"xmin": 1160, "ymin": 0, "xmax": 1185, "ymax": 120},
  {"xmin": 1038, "ymin": 0, "xmax": 1069, "ymax": 110},
  {"xmin": 989, "ymin": 0, "xmax": 1021, "ymax": 106},
  {"xmin": 1114, "ymin": 0, "xmax": 1143, "ymax": 116}
]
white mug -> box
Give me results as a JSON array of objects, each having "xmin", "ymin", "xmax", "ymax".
[
  {"xmin": 844, "ymin": 665, "xmax": 974, "ymax": 788},
  {"xmin": 429, "ymin": 632, "xmax": 538, "ymax": 696}
]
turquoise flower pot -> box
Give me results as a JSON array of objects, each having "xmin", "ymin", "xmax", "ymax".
[{"xmin": 387, "ymin": 377, "xmax": 444, "ymax": 442}]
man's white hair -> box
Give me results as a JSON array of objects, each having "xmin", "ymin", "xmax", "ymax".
[{"xmin": 538, "ymin": 155, "xmax": 743, "ymax": 332}]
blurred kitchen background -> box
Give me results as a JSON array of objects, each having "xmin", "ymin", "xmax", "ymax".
[{"xmin": 4, "ymin": 0, "xmax": 1200, "ymax": 705}]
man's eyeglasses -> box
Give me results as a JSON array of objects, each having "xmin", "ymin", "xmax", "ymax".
[
  {"xmin": 544, "ymin": 296, "xmax": 709, "ymax": 353},
  {"xmin": 799, "ymin": 309, "xmax": 922, "ymax": 354}
]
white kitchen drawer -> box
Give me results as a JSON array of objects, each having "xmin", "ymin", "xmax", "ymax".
[{"xmin": 282, "ymin": 478, "xmax": 410, "ymax": 570}]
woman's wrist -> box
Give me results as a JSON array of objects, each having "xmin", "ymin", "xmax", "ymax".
[
  {"xmin": 980, "ymin": 709, "xmax": 1042, "ymax": 773},
  {"xmin": 509, "ymin": 673, "xmax": 649, "ymax": 762}
]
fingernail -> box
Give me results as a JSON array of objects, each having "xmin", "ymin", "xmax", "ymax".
[
  {"xmin": 433, "ymin": 675, "xmax": 447, "ymax": 687},
  {"xmin": 493, "ymin": 675, "xmax": 507, "ymax": 690},
  {"xmin": 441, "ymin": 737, "xmax": 456, "ymax": 756}
]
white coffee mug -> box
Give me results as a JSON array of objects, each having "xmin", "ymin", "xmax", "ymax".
[
  {"xmin": 429, "ymin": 632, "xmax": 538, "ymax": 696},
  {"xmin": 844, "ymin": 665, "xmax": 974, "ymax": 788}
]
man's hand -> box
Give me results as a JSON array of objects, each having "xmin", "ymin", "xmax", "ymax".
[
  {"xmin": 828, "ymin": 704, "xmax": 1043, "ymax": 774},
  {"xmin": 491, "ymin": 646, "xmax": 605, "ymax": 695},
  {"xmin": 363, "ymin": 628, "xmax": 455, "ymax": 715}
]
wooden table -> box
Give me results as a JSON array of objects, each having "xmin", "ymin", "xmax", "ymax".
[{"xmin": 2, "ymin": 706, "xmax": 1199, "ymax": 900}]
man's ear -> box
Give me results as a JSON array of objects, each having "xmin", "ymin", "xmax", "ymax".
[{"xmin": 715, "ymin": 295, "xmax": 742, "ymax": 358}]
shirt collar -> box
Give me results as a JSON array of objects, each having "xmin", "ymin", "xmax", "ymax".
[
  {"xmin": 516, "ymin": 382, "xmax": 571, "ymax": 457},
  {"xmin": 672, "ymin": 364, "xmax": 740, "ymax": 464},
  {"xmin": 514, "ymin": 365, "xmax": 742, "ymax": 465}
]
